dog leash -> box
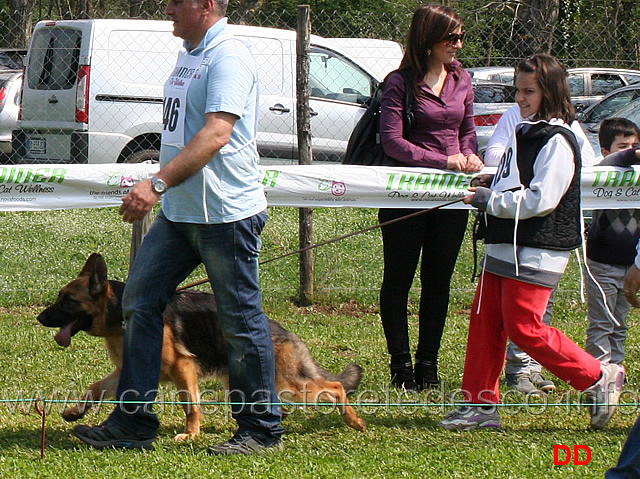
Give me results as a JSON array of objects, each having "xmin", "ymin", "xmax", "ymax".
[{"xmin": 177, "ymin": 197, "xmax": 466, "ymax": 291}]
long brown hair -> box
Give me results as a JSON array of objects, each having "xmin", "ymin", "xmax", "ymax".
[
  {"xmin": 400, "ymin": 4, "xmax": 463, "ymax": 77},
  {"xmin": 516, "ymin": 54, "xmax": 575, "ymax": 124}
]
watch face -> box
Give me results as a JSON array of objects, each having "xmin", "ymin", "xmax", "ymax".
[{"xmin": 153, "ymin": 177, "xmax": 167, "ymax": 194}]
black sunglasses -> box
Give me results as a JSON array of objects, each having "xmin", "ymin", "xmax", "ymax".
[{"xmin": 445, "ymin": 32, "xmax": 465, "ymax": 45}]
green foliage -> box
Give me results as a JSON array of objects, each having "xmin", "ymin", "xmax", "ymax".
[{"xmin": 0, "ymin": 207, "xmax": 637, "ymax": 477}]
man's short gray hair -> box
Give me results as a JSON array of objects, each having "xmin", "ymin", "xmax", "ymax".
[
  {"xmin": 191, "ymin": 0, "xmax": 228, "ymax": 15},
  {"xmin": 213, "ymin": 0, "xmax": 228, "ymax": 15}
]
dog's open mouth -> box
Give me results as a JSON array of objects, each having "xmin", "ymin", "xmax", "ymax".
[{"xmin": 54, "ymin": 323, "xmax": 75, "ymax": 347}]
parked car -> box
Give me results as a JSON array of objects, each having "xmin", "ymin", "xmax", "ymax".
[
  {"xmin": 577, "ymin": 84, "xmax": 640, "ymax": 131},
  {"xmin": 0, "ymin": 49, "xmax": 27, "ymax": 70},
  {"xmin": 13, "ymin": 19, "xmax": 403, "ymax": 165},
  {"xmin": 568, "ymin": 67, "xmax": 640, "ymax": 112},
  {"xmin": 582, "ymin": 95, "xmax": 640, "ymax": 159},
  {"xmin": 472, "ymin": 79, "xmax": 516, "ymax": 156},
  {"xmin": 0, "ymin": 70, "xmax": 23, "ymax": 155},
  {"xmin": 467, "ymin": 66, "xmax": 515, "ymax": 84}
]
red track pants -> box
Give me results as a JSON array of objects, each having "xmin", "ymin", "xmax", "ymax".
[{"xmin": 461, "ymin": 271, "xmax": 602, "ymax": 404}]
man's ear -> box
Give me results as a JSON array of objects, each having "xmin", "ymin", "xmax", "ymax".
[{"xmin": 202, "ymin": 0, "xmax": 215, "ymax": 12}]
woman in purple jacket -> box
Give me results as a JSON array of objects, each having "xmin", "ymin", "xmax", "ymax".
[{"xmin": 378, "ymin": 4, "xmax": 483, "ymax": 391}]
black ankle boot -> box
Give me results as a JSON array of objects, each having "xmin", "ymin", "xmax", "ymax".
[
  {"xmin": 390, "ymin": 362, "xmax": 417, "ymax": 391},
  {"xmin": 415, "ymin": 360, "xmax": 438, "ymax": 390}
]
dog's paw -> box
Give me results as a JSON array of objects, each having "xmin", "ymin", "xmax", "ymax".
[
  {"xmin": 62, "ymin": 407, "xmax": 86, "ymax": 422},
  {"xmin": 352, "ymin": 417, "xmax": 367, "ymax": 432},
  {"xmin": 174, "ymin": 432, "xmax": 198, "ymax": 442}
]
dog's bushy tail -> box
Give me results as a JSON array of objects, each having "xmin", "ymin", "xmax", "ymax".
[
  {"xmin": 334, "ymin": 363, "xmax": 363, "ymax": 395},
  {"xmin": 313, "ymin": 362, "xmax": 362, "ymax": 395}
]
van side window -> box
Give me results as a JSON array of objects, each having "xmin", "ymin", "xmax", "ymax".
[
  {"xmin": 27, "ymin": 28, "xmax": 81, "ymax": 90},
  {"xmin": 309, "ymin": 48, "xmax": 372, "ymax": 104}
]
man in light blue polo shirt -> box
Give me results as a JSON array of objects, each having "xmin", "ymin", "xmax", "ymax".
[{"xmin": 73, "ymin": 0, "xmax": 283, "ymax": 455}]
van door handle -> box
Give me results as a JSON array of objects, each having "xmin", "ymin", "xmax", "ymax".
[
  {"xmin": 48, "ymin": 96, "xmax": 58, "ymax": 104},
  {"xmin": 310, "ymin": 108, "xmax": 318, "ymax": 117},
  {"xmin": 269, "ymin": 104, "xmax": 290, "ymax": 113}
]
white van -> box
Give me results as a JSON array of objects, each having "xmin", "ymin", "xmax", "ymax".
[{"xmin": 13, "ymin": 19, "xmax": 402, "ymax": 164}]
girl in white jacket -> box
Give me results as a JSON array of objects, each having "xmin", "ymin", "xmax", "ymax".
[{"xmin": 439, "ymin": 54, "xmax": 625, "ymax": 431}]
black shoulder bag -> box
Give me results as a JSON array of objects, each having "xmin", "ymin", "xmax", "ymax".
[{"xmin": 342, "ymin": 69, "xmax": 415, "ymax": 166}]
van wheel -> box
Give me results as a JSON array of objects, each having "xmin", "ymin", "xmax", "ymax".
[{"xmin": 123, "ymin": 149, "xmax": 159, "ymax": 164}]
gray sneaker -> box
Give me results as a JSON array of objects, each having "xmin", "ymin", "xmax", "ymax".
[
  {"xmin": 530, "ymin": 371, "xmax": 556, "ymax": 393},
  {"xmin": 584, "ymin": 363, "xmax": 625, "ymax": 430},
  {"xmin": 505, "ymin": 373, "xmax": 540, "ymax": 395},
  {"xmin": 208, "ymin": 432, "xmax": 283, "ymax": 455},
  {"xmin": 438, "ymin": 406, "xmax": 502, "ymax": 431}
]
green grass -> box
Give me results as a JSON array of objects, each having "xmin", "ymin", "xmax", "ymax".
[{"xmin": 0, "ymin": 207, "xmax": 637, "ymax": 477}]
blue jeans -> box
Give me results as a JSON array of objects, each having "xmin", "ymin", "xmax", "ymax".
[
  {"xmin": 607, "ymin": 414, "xmax": 640, "ymax": 478},
  {"xmin": 109, "ymin": 209, "xmax": 283, "ymax": 439}
]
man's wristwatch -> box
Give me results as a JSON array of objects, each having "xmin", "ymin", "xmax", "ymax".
[{"xmin": 151, "ymin": 176, "xmax": 168, "ymax": 195}]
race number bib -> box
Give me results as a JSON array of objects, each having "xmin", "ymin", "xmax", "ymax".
[
  {"xmin": 161, "ymin": 49, "xmax": 203, "ymax": 148},
  {"xmin": 161, "ymin": 35, "xmax": 233, "ymax": 148}
]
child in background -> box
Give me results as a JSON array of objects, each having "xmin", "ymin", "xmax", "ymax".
[
  {"xmin": 586, "ymin": 118, "xmax": 640, "ymax": 365},
  {"xmin": 439, "ymin": 54, "xmax": 625, "ymax": 431}
]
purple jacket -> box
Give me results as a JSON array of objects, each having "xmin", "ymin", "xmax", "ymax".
[{"xmin": 380, "ymin": 60, "xmax": 477, "ymax": 168}]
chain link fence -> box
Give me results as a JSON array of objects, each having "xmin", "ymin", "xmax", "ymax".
[{"xmin": 0, "ymin": 2, "xmax": 637, "ymax": 164}]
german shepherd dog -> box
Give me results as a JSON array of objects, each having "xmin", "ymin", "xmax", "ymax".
[{"xmin": 37, "ymin": 253, "xmax": 367, "ymax": 440}]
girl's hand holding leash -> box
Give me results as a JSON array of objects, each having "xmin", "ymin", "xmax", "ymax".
[{"xmin": 463, "ymin": 186, "xmax": 476, "ymax": 205}]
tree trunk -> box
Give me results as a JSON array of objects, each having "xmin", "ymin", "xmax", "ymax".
[
  {"xmin": 7, "ymin": 0, "xmax": 34, "ymax": 48},
  {"xmin": 516, "ymin": 0, "xmax": 560, "ymax": 54}
]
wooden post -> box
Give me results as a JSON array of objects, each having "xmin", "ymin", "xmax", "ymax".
[
  {"xmin": 129, "ymin": 211, "xmax": 152, "ymax": 271},
  {"xmin": 296, "ymin": 5, "xmax": 314, "ymax": 306}
]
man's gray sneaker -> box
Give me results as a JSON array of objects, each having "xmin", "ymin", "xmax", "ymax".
[
  {"xmin": 208, "ymin": 432, "xmax": 283, "ymax": 455},
  {"xmin": 530, "ymin": 371, "xmax": 556, "ymax": 393},
  {"xmin": 438, "ymin": 406, "xmax": 502, "ymax": 431},
  {"xmin": 584, "ymin": 363, "xmax": 625, "ymax": 430},
  {"xmin": 73, "ymin": 422, "xmax": 156, "ymax": 450},
  {"xmin": 505, "ymin": 373, "xmax": 540, "ymax": 395}
]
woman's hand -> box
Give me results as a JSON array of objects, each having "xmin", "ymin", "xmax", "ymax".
[
  {"xmin": 464, "ymin": 153, "xmax": 484, "ymax": 173},
  {"xmin": 446, "ymin": 153, "xmax": 467, "ymax": 171}
]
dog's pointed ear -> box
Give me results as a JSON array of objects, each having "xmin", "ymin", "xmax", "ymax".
[
  {"xmin": 80, "ymin": 253, "xmax": 102, "ymax": 276},
  {"xmin": 87, "ymin": 254, "xmax": 108, "ymax": 297}
]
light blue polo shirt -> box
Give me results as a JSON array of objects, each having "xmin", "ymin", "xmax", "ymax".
[{"xmin": 160, "ymin": 18, "xmax": 266, "ymax": 224}]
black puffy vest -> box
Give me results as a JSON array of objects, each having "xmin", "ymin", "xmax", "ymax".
[{"xmin": 484, "ymin": 123, "xmax": 582, "ymax": 251}]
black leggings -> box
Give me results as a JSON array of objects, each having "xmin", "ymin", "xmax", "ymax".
[{"xmin": 378, "ymin": 207, "xmax": 468, "ymax": 362}]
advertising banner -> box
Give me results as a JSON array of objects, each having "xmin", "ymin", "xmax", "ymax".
[
  {"xmin": 0, "ymin": 163, "xmax": 639, "ymax": 211},
  {"xmin": 0, "ymin": 163, "xmax": 158, "ymax": 211}
]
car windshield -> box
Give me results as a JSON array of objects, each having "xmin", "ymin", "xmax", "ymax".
[
  {"xmin": 0, "ymin": 53, "xmax": 18, "ymax": 70},
  {"xmin": 473, "ymin": 84, "xmax": 515, "ymax": 103},
  {"xmin": 611, "ymin": 97, "xmax": 640, "ymax": 125},
  {"xmin": 581, "ymin": 88, "xmax": 640, "ymax": 123}
]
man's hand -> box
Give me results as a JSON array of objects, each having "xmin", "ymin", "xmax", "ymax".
[
  {"xmin": 623, "ymin": 264, "xmax": 640, "ymax": 307},
  {"xmin": 119, "ymin": 179, "xmax": 161, "ymax": 223}
]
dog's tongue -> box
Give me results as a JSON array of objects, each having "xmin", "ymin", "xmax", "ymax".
[{"xmin": 54, "ymin": 324, "xmax": 73, "ymax": 347}]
